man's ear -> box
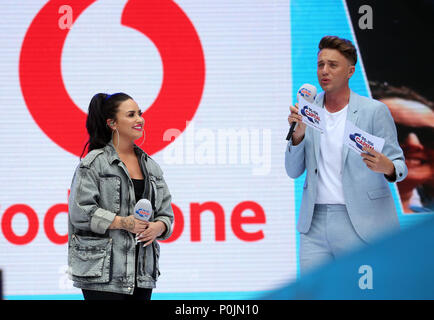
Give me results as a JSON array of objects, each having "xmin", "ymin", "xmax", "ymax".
[{"xmin": 348, "ymin": 65, "xmax": 355, "ymax": 79}]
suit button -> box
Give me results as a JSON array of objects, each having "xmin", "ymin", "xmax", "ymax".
[
  {"xmin": 315, "ymin": 169, "xmax": 318, "ymax": 174},
  {"xmin": 399, "ymin": 173, "xmax": 403, "ymax": 177}
]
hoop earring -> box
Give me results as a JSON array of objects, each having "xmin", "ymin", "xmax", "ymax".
[
  {"xmin": 137, "ymin": 131, "xmax": 145, "ymax": 148},
  {"xmin": 111, "ymin": 128, "xmax": 120, "ymax": 149}
]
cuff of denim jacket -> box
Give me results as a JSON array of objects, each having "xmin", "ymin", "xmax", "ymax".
[
  {"xmin": 90, "ymin": 208, "xmax": 116, "ymax": 234},
  {"xmin": 155, "ymin": 216, "xmax": 172, "ymax": 241}
]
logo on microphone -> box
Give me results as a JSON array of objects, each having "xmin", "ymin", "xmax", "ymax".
[
  {"xmin": 301, "ymin": 105, "xmax": 320, "ymax": 124},
  {"xmin": 136, "ymin": 208, "xmax": 151, "ymax": 218},
  {"xmin": 298, "ymin": 87, "xmax": 315, "ymax": 100},
  {"xmin": 350, "ymin": 133, "xmax": 374, "ymax": 151}
]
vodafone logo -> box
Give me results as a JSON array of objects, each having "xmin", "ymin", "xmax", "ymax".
[
  {"xmin": 19, "ymin": 0, "xmax": 205, "ymax": 157},
  {"xmin": 9, "ymin": 1, "xmax": 268, "ymax": 248}
]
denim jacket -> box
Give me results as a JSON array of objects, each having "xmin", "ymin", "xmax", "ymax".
[{"xmin": 67, "ymin": 142, "xmax": 174, "ymax": 294}]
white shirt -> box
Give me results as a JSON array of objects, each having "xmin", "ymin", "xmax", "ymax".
[{"xmin": 316, "ymin": 105, "xmax": 348, "ymax": 204}]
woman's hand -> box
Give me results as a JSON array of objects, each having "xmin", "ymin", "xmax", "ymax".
[
  {"xmin": 109, "ymin": 215, "xmax": 149, "ymax": 234},
  {"xmin": 136, "ymin": 221, "xmax": 166, "ymax": 247}
]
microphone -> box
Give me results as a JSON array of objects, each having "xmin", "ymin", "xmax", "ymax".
[
  {"xmin": 286, "ymin": 84, "xmax": 317, "ymax": 141},
  {"xmin": 134, "ymin": 199, "xmax": 153, "ymax": 244},
  {"xmin": 134, "ymin": 199, "xmax": 153, "ymax": 222}
]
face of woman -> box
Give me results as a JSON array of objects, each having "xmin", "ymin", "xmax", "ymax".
[{"xmin": 109, "ymin": 99, "xmax": 144, "ymax": 142}]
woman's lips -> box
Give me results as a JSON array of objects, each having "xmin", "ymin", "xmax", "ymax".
[{"xmin": 133, "ymin": 125, "xmax": 143, "ymax": 131}]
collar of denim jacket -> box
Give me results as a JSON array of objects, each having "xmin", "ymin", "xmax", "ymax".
[
  {"xmin": 104, "ymin": 140, "xmax": 149, "ymax": 165},
  {"xmin": 133, "ymin": 143, "xmax": 149, "ymax": 162}
]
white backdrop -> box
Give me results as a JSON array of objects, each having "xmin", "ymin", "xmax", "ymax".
[{"xmin": 0, "ymin": 0, "xmax": 295, "ymax": 299}]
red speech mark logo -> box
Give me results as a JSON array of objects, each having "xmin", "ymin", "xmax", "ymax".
[{"xmin": 19, "ymin": 0, "xmax": 205, "ymax": 156}]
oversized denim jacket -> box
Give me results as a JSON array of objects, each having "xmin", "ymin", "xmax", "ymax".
[{"xmin": 67, "ymin": 142, "xmax": 174, "ymax": 294}]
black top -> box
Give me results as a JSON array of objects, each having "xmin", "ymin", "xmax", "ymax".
[
  {"xmin": 131, "ymin": 178, "xmax": 145, "ymax": 286},
  {"xmin": 132, "ymin": 178, "xmax": 144, "ymax": 202}
]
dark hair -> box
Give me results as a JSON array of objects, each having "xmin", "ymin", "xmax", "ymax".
[
  {"xmin": 80, "ymin": 92, "xmax": 133, "ymax": 158},
  {"xmin": 318, "ymin": 36, "xmax": 357, "ymax": 66},
  {"xmin": 369, "ymin": 81, "xmax": 434, "ymax": 110}
]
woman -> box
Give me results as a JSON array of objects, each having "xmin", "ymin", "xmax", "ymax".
[{"xmin": 68, "ymin": 92, "xmax": 174, "ymax": 300}]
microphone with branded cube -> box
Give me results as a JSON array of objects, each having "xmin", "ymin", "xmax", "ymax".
[
  {"xmin": 134, "ymin": 198, "xmax": 153, "ymax": 222},
  {"xmin": 286, "ymin": 83, "xmax": 318, "ymax": 141},
  {"xmin": 134, "ymin": 199, "xmax": 153, "ymax": 245}
]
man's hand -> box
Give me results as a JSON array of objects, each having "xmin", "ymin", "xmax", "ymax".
[
  {"xmin": 288, "ymin": 103, "xmax": 307, "ymax": 145},
  {"xmin": 361, "ymin": 146, "xmax": 395, "ymax": 176}
]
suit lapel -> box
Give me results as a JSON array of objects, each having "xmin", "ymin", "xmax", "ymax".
[
  {"xmin": 314, "ymin": 91, "xmax": 360, "ymax": 168},
  {"xmin": 312, "ymin": 93, "xmax": 325, "ymax": 165},
  {"xmin": 342, "ymin": 90, "xmax": 359, "ymax": 168}
]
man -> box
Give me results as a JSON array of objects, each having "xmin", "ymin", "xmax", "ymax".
[
  {"xmin": 285, "ymin": 36, "xmax": 407, "ymax": 275},
  {"xmin": 370, "ymin": 81, "xmax": 434, "ymax": 213}
]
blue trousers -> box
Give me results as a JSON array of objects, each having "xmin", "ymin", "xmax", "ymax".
[{"xmin": 299, "ymin": 204, "xmax": 368, "ymax": 276}]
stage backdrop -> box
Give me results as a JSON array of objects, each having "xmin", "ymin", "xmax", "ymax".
[{"xmin": 0, "ymin": 0, "xmax": 430, "ymax": 299}]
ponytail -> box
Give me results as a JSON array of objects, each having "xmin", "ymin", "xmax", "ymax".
[{"xmin": 80, "ymin": 92, "xmax": 133, "ymax": 159}]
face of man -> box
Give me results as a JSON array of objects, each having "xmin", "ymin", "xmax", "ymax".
[
  {"xmin": 317, "ymin": 48, "xmax": 355, "ymax": 94},
  {"xmin": 381, "ymin": 98, "xmax": 434, "ymax": 186}
]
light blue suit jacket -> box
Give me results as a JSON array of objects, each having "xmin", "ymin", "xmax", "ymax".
[{"xmin": 285, "ymin": 90, "xmax": 407, "ymax": 243}]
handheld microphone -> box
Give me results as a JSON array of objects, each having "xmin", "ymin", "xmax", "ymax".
[
  {"xmin": 134, "ymin": 199, "xmax": 153, "ymax": 244},
  {"xmin": 286, "ymin": 84, "xmax": 317, "ymax": 141},
  {"xmin": 134, "ymin": 199, "xmax": 153, "ymax": 222}
]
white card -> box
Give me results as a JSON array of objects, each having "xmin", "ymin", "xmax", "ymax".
[
  {"xmin": 344, "ymin": 120, "xmax": 385, "ymax": 154},
  {"xmin": 298, "ymin": 96, "xmax": 326, "ymax": 133}
]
